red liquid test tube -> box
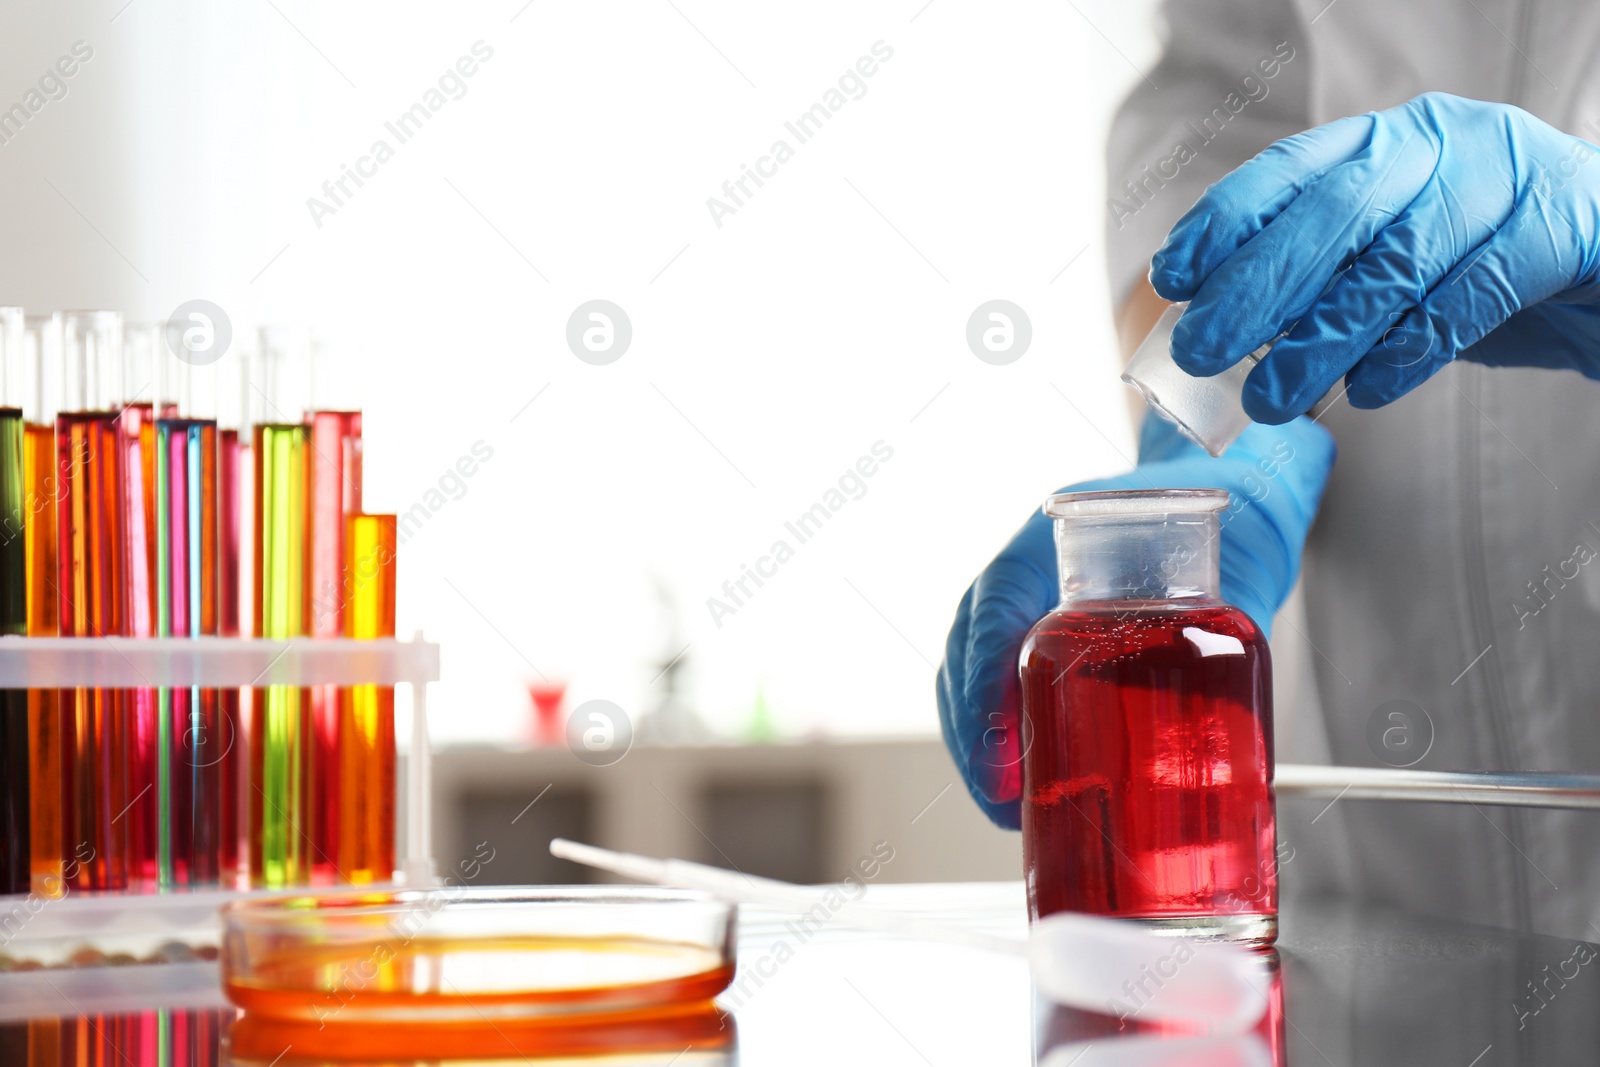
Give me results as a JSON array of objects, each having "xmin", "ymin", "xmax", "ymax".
[
  {"xmin": 218, "ymin": 425, "xmax": 245, "ymax": 884},
  {"xmin": 309, "ymin": 407, "xmax": 361, "ymax": 883}
]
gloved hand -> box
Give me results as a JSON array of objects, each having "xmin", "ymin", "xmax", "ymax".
[
  {"xmin": 937, "ymin": 415, "xmax": 1335, "ymax": 829},
  {"xmin": 1151, "ymin": 92, "xmax": 1600, "ymax": 424}
]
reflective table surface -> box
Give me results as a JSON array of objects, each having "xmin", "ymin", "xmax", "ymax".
[{"xmin": 3, "ymin": 883, "xmax": 1594, "ymax": 1064}]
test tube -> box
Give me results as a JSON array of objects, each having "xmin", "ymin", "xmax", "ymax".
[
  {"xmin": 121, "ymin": 322, "xmax": 162, "ymax": 887},
  {"xmin": 56, "ymin": 310, "xmax": 130, "ymax": 890},
  {"xmin": 23, "ymin": 315, "xmax": 63, "ymax": 896},
  {"xmin": 155, "ymin": 346, "xmax": 223, "ymax": 887},
  {"xmin": 0, "ymin": 306, "xmax": 28, "ymax": 895},
  {"xmin": 340, "ymin": 512, "xmax": 395, "ymax": 884},
  {"xmin": 249, "ymin": 325, "xmax": 312, "ymax": 887},
  {"xmin": 123, "ymin": 324, "xmax": 163, "ymax": 628},
  {"xmin": 217, "ymin": 342, "xmax": 248, "ymax": 639},
  {"xmin": 308, "ymin": 337, "xmax": 362, "ymax": 884},
  {"xmin": 23, "ymin": 1017, "xmax": 59, "ymax": 1063},
  {"xmin": 216, "ymin": 343, "xmax": 248, "ymax": 885}
]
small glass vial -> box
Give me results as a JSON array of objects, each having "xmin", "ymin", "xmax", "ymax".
[
  {"xmin": 1019, "ymin": 489, "xmax": 1277, "ymax": 946},
  {"xmin": 1121, "ymin": 302, "xmax": 1266, "ymax": 458}
]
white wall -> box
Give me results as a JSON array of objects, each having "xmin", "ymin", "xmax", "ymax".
[{"xmin": 0, "ymin": 0, "xmax": 1164, "ymax": 742}]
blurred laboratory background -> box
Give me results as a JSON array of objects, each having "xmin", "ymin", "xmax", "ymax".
[{"xmin": 0, "ymin": 0, "xmax": 1167, "ymax": 885}]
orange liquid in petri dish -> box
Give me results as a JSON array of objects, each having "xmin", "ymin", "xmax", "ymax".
[
  {"xmin": 226, "ymin": 1001, "xmax": 734, "ymax": 1063},
  {"xmin": 224, "ymin": 934, "xmax": 735, "ymax": 1025}
]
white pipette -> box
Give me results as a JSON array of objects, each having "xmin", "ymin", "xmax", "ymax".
[{"xmin": 549, "ymin": 838, "xmax": 1269, "ymax": 1034}]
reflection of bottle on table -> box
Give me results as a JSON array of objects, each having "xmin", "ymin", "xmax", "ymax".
[{"xmin": 1033, "ymin": 949, "xmax": 1284, "ymax": 1065}]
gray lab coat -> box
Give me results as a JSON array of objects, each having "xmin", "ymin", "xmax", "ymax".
[{"xmin": 1107, "ymin": 0, "xmax": 1600, "ymax": 940}]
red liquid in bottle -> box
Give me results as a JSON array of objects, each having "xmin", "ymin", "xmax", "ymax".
[{"xmin": 1020, "ymin": 600, "xmax": 1276, "ymax": 943}]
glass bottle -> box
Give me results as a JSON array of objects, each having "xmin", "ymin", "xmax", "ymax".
[{"xmin": 1019, "ymin": 488, "xmax": 1276, "ymax": 946}]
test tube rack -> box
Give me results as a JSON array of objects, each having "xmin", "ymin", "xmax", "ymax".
[{"xmin": 0, "ymin": 634, "xmax": 439, "ymax": 1017}]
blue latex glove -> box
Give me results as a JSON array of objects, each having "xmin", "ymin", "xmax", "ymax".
[
  {"xmin": 1151, "ymin": 92, "xmax": 1600, "ymax": 424},
  {"xmin": 937, "ymin": 416, "xmax": 1335, "ymax": 829}
]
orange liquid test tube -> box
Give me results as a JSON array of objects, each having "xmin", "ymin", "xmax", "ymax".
[
  {"xmin": 339, "ymin": 512, "xmax": 394, "ymax": 884},
  {"xmin": 22, "ymin": 315, "xmax": 61, "ymax": 897},
  {"xmin": 55, "ymin": 311, "xmax": 131, "ymax": 892},
  {"xmin": 57, "ymin": 409, "xmax": 130, "ymax": 890},
  {"xmin": 24, "ymin": 418, "xmax": 60, "ymax": 895}
]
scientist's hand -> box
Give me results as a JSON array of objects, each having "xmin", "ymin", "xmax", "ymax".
[
  {"xmin": 937, "ymin": 416, "xmax": 1334, "ymax": 829},
  {"xmin": 1151, "ymin": 92, "xmax": 1600, "ymax": 423}
]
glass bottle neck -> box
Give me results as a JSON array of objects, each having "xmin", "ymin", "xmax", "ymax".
[{"xmin": 1054, "ymin": 513, "xmax": 1221, "ymax": 606}]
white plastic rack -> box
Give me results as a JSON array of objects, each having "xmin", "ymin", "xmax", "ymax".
[
  {"xmin": 0, "ymin": 633, "xmax": 441, "ymax": 1017},
  {"xmin": 0, "ymin": 632, "xmax": 439, "ymax": 887}
]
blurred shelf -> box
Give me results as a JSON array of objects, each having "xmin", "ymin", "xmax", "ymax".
[{"xmin": 425, "ymin": 736, "xmax": 1019, "ymax": 889}]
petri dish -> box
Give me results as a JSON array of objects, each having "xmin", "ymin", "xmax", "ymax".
[{"xmin": 221, "ymin": 886, "xmax": 737, "ymax": 1027}]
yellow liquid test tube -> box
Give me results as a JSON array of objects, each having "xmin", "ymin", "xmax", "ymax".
[
  {"xmin": 0, "ymin": 404, "xmax": 25, "ymax": 896},
  {"xmin": 339, "ymin": 513, "xmax": 395, "ymax": 884},
  {"xmin": 251, "ymin": 422, "xmax": 310, "ymax": 887}
]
